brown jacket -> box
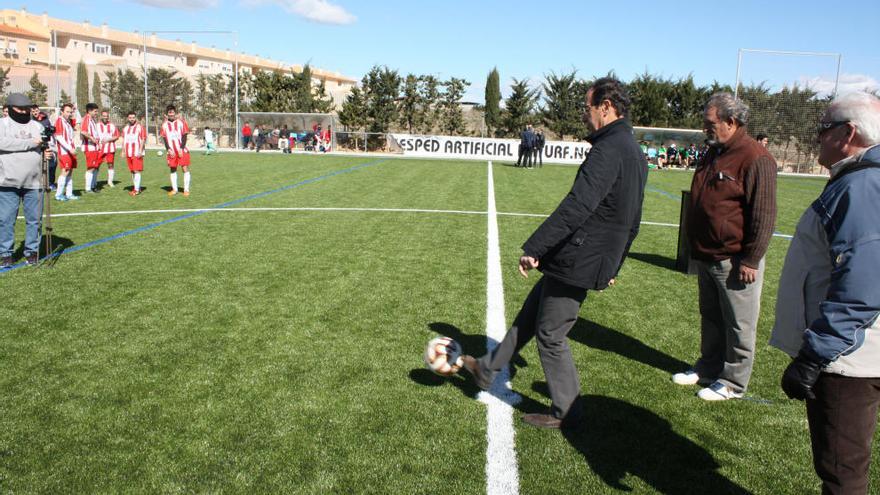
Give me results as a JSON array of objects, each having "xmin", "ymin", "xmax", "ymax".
[{"xmin": 687, "ymin": 127, "xmax": 777, "ymax": 268}]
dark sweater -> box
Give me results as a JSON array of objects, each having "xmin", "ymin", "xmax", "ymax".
[{"xmin": 687, "ymin": 127, "xmax": 777, "ymax": 268}]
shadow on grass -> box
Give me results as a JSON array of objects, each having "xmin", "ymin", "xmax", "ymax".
[
  {"xmin": 627, "ymin": 251, "xmax": 678, "ymax": 272},
  {"xmin": 563, "ymin": 394, "xmax": 752, "ymax": 494},
  {"xmin": 569, "ymin": 317, "xmax": 689, "ymax": 374},
  {"xmin": 12, "ymin": 233, "xmax": 74, "ymax": 268}
]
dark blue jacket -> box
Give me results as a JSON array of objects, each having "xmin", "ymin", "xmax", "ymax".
[{"xmin": 522, "ymin": 119, "xmax": 648, "ymax": 289}]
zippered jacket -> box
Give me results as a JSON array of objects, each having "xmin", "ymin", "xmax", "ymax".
[{"xmin": 770, "ymin": 144, "xmax": 880, "ymax": 376}]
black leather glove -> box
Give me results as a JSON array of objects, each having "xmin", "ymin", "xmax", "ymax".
[{"xmin": 781, "ymin": 351, "xmax": 823, "ymax": 401}]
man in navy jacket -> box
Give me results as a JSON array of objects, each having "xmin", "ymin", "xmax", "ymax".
[{"xmin": 462, "ymin": 78, "xmax": 647, "ymax": 429}]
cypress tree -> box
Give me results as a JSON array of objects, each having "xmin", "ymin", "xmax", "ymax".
[
  {"xmin": 92, "ymin": 72, "xmax": 102, "ymax": 107},
  {"xmin": 484, "ymin": 68, "xmax": 501, "ymax": 136},
  {"xmin": 76, "ymin": 60, "xmax": 89, "ymax": 111}
]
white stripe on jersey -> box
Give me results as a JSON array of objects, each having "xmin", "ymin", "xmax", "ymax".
[
  {"xmin": 97, "ymin": 122, "xmax": 118, "ymax": 154},
  {"xmin": 161, "ymin": 119, "xmax": 189, "ymax": 156},
  {"xmin": 81, "ymin": 115, "xmax": 100, "ymax": 152},
  {"xmin": 123, "ymin": 123, "xmax": 146, "ymax": 158},
  {"xmin": 54, "ymin": 117, "xmax": 76, "ymax": 156}
]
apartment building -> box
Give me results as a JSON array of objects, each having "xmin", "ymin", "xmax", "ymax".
[{"xmin": 0, "ymin": 8, "xmax": 357, "ymax": 109}]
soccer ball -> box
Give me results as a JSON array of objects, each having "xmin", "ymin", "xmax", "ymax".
[
  {"xmin": 157, "ymin": 150, "xmax": 163, "ymax": 156},
  {"xmin": 424, "ymin": 336, "xmax": 463, "ymax": 376}
]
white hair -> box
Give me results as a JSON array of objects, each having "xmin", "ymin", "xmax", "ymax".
[{"xmin": 827, "ymin": 91, "xmax": 880, "ymax": 146}]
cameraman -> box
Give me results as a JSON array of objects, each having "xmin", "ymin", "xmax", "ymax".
[{"xmin": 0, "ymin": 93, "xmax": 52, "ymax": 268}]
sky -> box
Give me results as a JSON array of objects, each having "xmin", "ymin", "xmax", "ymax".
[{"xmin": 30, "ymin": 0, "xmax": 880, "ymax": 103}]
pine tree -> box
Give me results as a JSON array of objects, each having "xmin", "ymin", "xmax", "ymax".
[
  {"xmin": 312, "ymin": 79, "xmax": 335, "ymax": 114},
  {"xmin": 92, "ymin": 72, "xmax": 102, "ymax": 107},
  {"xmin": 296, "ymin": 65, "xmax": 314, "ymax": 113},
  {"xmin": 60, "ymin": 89, "xmax": 71, "ymax": 106},
  {"xmin": 398, "ymin": 74, "xmax": 424, "ymax": 133},
  {"xmin": 484, "ymin": 68, "xmax": 501, "ymax": 136},
  {"xmin": 502, "ymin": 78, "xmax": 538, "ymax": 137},
  {"xmin": 417, "ymin": 74, "xmax": 440, "ymax": 134},
  {"xmin": 75, "ymin": 60, "xmax": 89, "ymax": 112},
  {"xmin": 439, "ymin": 77, "xmax": 469, "ymax": 135},
  {"xmin": 362, "ymin": 65, "xmax": 401, "ymax": 133},
  {"xmin": 338, "ymin": 85, "xmax": 367, "ymax": 131},
  {"xmin": 541, "ymin": 70, "xmax": 580, "ymax": 140},
  {"xmin": 26, "ymin": 72, "xmax": 48, "ymax": 106}
]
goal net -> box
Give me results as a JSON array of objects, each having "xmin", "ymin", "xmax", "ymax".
[
  {"xmin": 237, "ymin": 112, "xmax": 336, "ymax": 151},
  {"xmin": 735, "ymin": 49, "xmax": 841, "ymax": 174}
]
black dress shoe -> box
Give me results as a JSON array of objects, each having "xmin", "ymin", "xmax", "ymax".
[{"xmin": 522, "ymin": 413, "xmax": 563, "ymax": 429}]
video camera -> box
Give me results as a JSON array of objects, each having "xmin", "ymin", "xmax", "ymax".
[{"xmin": 40, "ymin": 122, "xmax": 55, "ymax": 150}]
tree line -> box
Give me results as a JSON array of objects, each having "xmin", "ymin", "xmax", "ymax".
[{"xmin": 10, "ymin": 60, "xmax": 841, "ymax": 164}]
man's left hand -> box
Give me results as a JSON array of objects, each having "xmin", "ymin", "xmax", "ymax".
[
  {"xmin": 739, "ymin": 265, "xmax": 758, "ymax": 284},
  {"xmin": 781, "ymin": 352, "xmax": 822, "ymax": 401},
  {"xmin": 43, "ymin": 149, "xmax": 54, "ymax": 159}
]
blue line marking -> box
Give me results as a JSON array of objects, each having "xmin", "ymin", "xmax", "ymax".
[
  {"xmin": 1, "ymin": 159, "xmax": 384, "ymax": 275},
  {"xmin": 646, "ymin": 185, "xmax": 681, "ymax": 201}
]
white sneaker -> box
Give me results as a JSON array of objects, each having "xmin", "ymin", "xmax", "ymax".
[
  {"xmin": 697, "ymin": 381, "xmax": 743, "ymax": 401},
  {"xmin": 672, "ymin": 369, "xmax": 700, "ymax": 385}
]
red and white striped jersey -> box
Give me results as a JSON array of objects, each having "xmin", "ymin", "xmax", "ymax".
[
  {"xmin": 97, "ymin": 122, "xmax": 119, "ymax": 154},
  {"xmin": 123, "ymin": 123, "xmax": 147, "ymax": 158},
  {"xmin": 54, "ymin": 117, "xmax": 76, "ymax": 156},
  {"xmin": 80, "ymin": 114, "xmax": 100, "ymax": 152},
  {"xmin": 160, "ymin": 119, "xmax": 190, "ymax": 156}
]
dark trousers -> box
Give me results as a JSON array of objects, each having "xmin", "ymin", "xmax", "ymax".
[
  {"xmin": 533, "ymin": 146, "xmax": 543, "ymax": 167},
  {"xmin": 806, "ymin": 373, "xmax": 880, "ymax": 495},
  {"xmin": 517, "ymin": 145, "xmax": 532, "ymax": 168},
  {"xmin": 477, "ymin": 275, "xmax": 587, "ymax": 421}
]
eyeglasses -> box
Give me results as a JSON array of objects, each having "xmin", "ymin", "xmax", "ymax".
[{"xmin": 817, "ymin": 120, "xmax": 850, "ymax": 137}]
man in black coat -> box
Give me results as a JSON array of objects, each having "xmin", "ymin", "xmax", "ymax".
[
  {"xmin": 462, "ymin": 77, "xmax": 648, "ymax": 429},
  {"xmin": 517, "ymin": 124, "xmax": 535, "ymax": 168}
]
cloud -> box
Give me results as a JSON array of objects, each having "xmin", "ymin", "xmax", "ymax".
[
  {"xmin": 798, "ymin": 73, "xmax": 880, "ymax": 96},
  {"xmin": 246, "ymin": 0, "xmax": 356, "ymax": 24},
  {"xmin": 131, "ymin": 0, "xmax": 219, "ymax": 9}
]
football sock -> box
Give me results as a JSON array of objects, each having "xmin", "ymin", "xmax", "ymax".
[
  {"xmin": 84, "ymin": 170, "xmax": 93, "ymax": 191},
  {"xmin": 108, "ymin": 168, "xmax": 115, "ymax": 184},
  {"xmin": 56, "ymin": 176, "xmax": 65, "ymax": 196},
  {"xmin": 65, "ymin": 176, "xmax": 73, "ymax": 197},
  {"xmin": 170, "ymin": 173, "xmax": 178, "ymax": 192},
  {"xmin": 133, "ymin": 173, "xmax": 141, "ymax": 191},
  {"xmin": 183, "ymin": 172, "xmax": 191, "ymax": 192}
]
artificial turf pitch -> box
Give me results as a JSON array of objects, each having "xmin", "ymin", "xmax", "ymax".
[{"xmin": 1, "ymin": 151, "xmax": 876, "ymax": 494}]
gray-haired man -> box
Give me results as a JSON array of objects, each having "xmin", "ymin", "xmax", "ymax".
[
  {"xmin": 771, "ymin": 92, "xmax": 880, "ymax": 495},
  {"xmin": 672, "ymin": 93, "xmax": 777, "ymax": 400}
]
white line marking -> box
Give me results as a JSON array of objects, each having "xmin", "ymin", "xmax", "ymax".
[
  {"xmin": 29, "ymin": 207, "xmax": 793, "ymax": 239},
  {"xmin": 481, "ymin": 161, "xmax": 520, "ymax": 495}
]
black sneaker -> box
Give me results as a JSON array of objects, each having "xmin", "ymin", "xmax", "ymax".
[
  {"xmin": 0, "ymin": 256, "xmax": 13, "ymax": 268},
  {"xmin": 25, "ymin": 253, "xmax": 39, "ymax": 265}
]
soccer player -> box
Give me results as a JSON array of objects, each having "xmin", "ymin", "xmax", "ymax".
[
  {"xmin": 160, "ymin": 105, "xmax": 191, "ymax": 196},
  {"xmin": 53, "ymin": 103, "xmax": 79, "ymax": 201},
  {"xmin": 203, "ymin": 126, "xmax": 215, "ymax": 155},
  {"xmin": 80, "ymin": 103, "xmax": 102, "ymax": 193},
  {"xmin": 96, "ymin": 109, "xmax": 120, "ymax": 188},
  {"xmin": 122, "ymin": 111, "xmax": 146, "ymax": 196}
]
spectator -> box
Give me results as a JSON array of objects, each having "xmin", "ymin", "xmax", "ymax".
[
  {"xmin": 658, "ymin": 144, "xmax": 667, "ymax": 168},
  {"xmin": 770, "ymin": 92, "xmax": 880, "ymax": 494},
  {"xmin": 279, "ymin": 125, "xmax": 291, "ymax": 154},
  {"xmin": 756, "ymin": 133, "xmax": 769, "ymax": 147},
  {"xmin": 673, "ymin": 92, "xmax": 777, "ymax": 401},
  {"xmin": 242, "ymin": 121, "xmax": 252, "ymax": 149},
  {"xmin": 534, "ymin": 129, "xmax": 545, "ymax": 167}
]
